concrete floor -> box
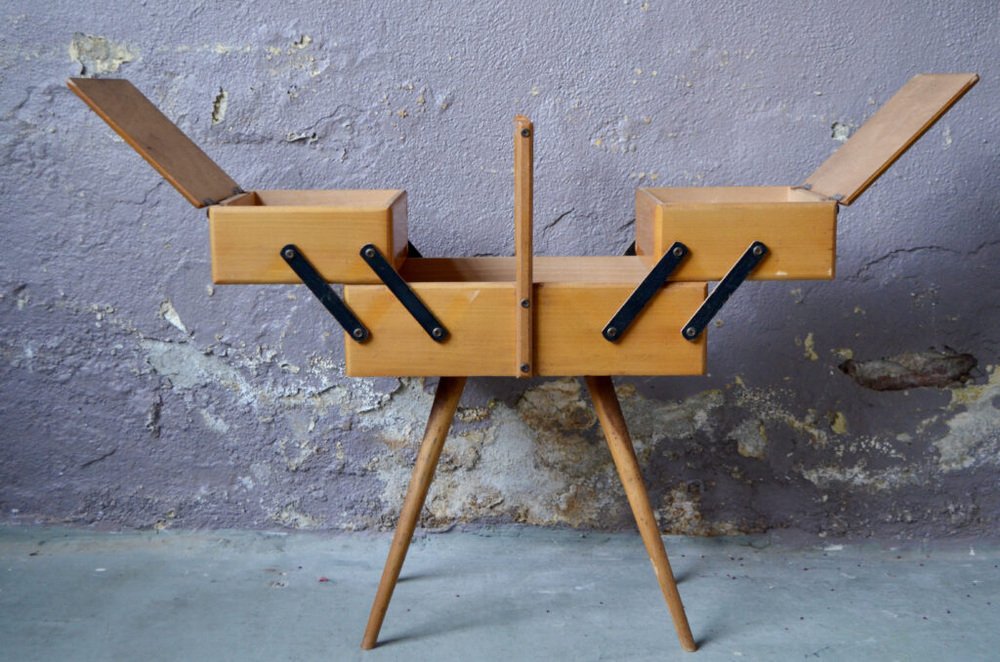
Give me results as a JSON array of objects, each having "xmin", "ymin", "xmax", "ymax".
[{"xmin": 0, "ymin": 526, "xmax": 997, "ymax": 661}]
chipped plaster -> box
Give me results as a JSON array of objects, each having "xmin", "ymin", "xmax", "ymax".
[
  {"xmin": 934, "ymin": 366, "xmax": 1000, "ymax": 472},
  {"xmin": 68, "ymin": 33, "xmax": 138, "ymax": 76}
]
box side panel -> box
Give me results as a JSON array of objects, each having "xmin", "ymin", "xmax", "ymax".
[
  {"xmin": 344, "ymin": 283, "xmax": 516, "ymax": 376},
  {"xmin": 634, "ymin": 188, "xmax": 660, "ymax": 263},
  {"xmin": 208, "ymin": 206, "xmax": 393, "ymax": 284},
  {"xmin": 399, "ymin": 256, "xmax": 653, "ymax": 284},
  {"xmin": 657, "ymin": 200, "xmax": 837, "ymax": 280},
  {"xmin": 254, "ymin": 189, "xmax": 403, "ymax": 207},
  {"xmin": 389, "ymin": 191, "xmax": 409, "ymax": 269},
  {"xmin": 218, "ymin": 191, "xmax": 259, "ymax": 206},
  {"xmin": 644, "ymin": 186, "xmax": 793, "ymax": 204},
  {"xmin": 535, "ymin": 282, "xmax": 706, "ymax": 376},
  {"xmin": 830, "ymin": 205, "xmax": 838, "ymax": 280}
]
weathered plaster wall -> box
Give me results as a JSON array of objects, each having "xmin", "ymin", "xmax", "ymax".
[{"xmin": 1, "ymin": 1, "xmax": 998, "ymax": 538}]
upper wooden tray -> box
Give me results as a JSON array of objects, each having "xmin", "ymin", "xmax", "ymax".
[
  {"xmin": 68, "ymin": 78, "xmax": 242, "ymax": 208},
  {"xmin": 804, "ymin": 73, "xmax": 979, "ymax": 205}
]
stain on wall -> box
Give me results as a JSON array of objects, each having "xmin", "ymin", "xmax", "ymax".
[{"xmin": 0, "ymin": 1, "xmax": 998, "ymax": 539}]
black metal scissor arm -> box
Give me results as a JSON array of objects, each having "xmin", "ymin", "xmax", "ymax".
[
  {"xmin": 360, "ymin": 244, "xmax": 449, "ymax": 343},
  {"xmin": 680, "ymin": 241, "xmax": 768, "ymax": 341},
  {"xmin": 281, "ymin": 244, "xmax": 370, "ymax": 343},
  {"xmin": 602, "ymin": 241, "xmax": 689, "ymax": 342}
]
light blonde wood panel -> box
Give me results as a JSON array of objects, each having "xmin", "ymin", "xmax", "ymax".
[
  {"xmin": 254, "ymin": 191, "xmax": 408, "ymax": 263},
  {"xmin": 251, "ymin": 190, "xmax": 403, "ymax": 206},
  {"xmin": 68, "ymin": 78, "xmax": 242, "ymax": 208},
  {"xmin": 344, "ymin": 283, "xmax": 516, "ymax": 376},
  {"xmin": 535, "ymin": 282, "xmax": 706, "ymax": 376},
  {"xmin": 642, "ymin": 186, "xmax": 814, "ymax": 204},
  {"xmin": 399, "ymin": 256, "xmax": 654, "ymax": 283},
  {"xmin": 514, "ymin": 115, "xmax": 534, "ymax": 377},
  {"xmin": 219, "ymin": 191, "xmax": 259, "ymax": 206},
  {"xmin": 635, "ymin": 187, "xmax": 661, "ymax": 261},
  {"xmin": 389, "ymin": 191, "xmax": 409, "ymax": 268},
  {"xmin": 208, "ymin": 190, "xmax": 407, "ymax": 284},
  {"xmin": 636, "ymin": 187, "xmax": 837, "ymax": 280},
  {"xmin": 805, "ymin": 73, "xmax": 979, "ymax": 205}
]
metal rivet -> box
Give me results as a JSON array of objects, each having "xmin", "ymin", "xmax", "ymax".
[
  {"xmin": 606, "ymin": 327, "xmax": 618, "ymax": 338},
  {"xmin": 352, "ymin": 328, "xmax": 364, "ymax": 339},
  {"xmin": 521, "ymin": 128, "xmax": 531, "ymax": 138},
  {"xmin": 672, "ymin": 246, "xmax": 684, "ymax": 257},
  {"xmin": 684, "ymin": 327, "xmax": 697, "ymax": 338},
  {"xmin": 520, "ymin": 298, "xmax": 530, "ymax": 308},
  {"xmin": 283, "ymin": 248, "xmax": 295, "ymax": 259},
  {"xmin": 752, "ymin": 245, "xmax": 764, "ymax": 257},
  {"xmin": 520, "ymin": 363, "xmax": 530, "ymax": 373},
  {"xmin": 432, "ymin": 327, "xmax": 444, "ymax": 338},
  {"xmin": 363, "ymin": 247, "xmax": 376, "ymax": 259}
]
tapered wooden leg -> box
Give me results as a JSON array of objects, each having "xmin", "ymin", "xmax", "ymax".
[
  {"xmin": 585, "ymin": 375, "xmax": 697, "ymax": 653},
  {"xmin": 361, "ymin": 376, "xmax": 467, "ymax": 650}
]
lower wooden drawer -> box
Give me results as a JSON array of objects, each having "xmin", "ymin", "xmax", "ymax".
[
  {"xmin": 343, "ymin": 281, "xmax": 706, "ymax": 377},
  {"xmin": 344, "ymin": 282, "xmax": 516, "ymax": 376},
  {"xmin": 534, "ymin": 282, "xmax": 706, "ymax": 376}
]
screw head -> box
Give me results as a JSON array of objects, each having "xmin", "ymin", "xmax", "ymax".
[
  {"xmin": 684, "ymin": 327, "xmax": 697, "ymax": 338},
  {"xmin": 672, "ymin": 246, "xmax": 684, "ymax": 257},
  {"xmin": 752, "ymin": 244, "xmax": 764, "ymax": 257},
  {"xmin": 520, "ymin": 363, "xmax": 530, "ymax": 373},
  {"xmin": 520, "ymin": 298, "xmax": 530, "ymax": 308},
  {"xmin": 352, "ymin": 328, "xmax": 365, "ymax": 339},
  {"xmin": 431, "ymin": 327, "xmax": 444, "ymax": 339},
  {"xmin": 521, "ymin": 128, "xmax": 531, "ymax": 138},
  {"xmin": 283, "ymin": 248, "xmax": 295, "ymax": 259},
  {"xmin": 363, "ymin": 247, "xmax": 376, "ymax": 259},
  {"xmin": 606, "ymin": 327, "xmax": 618, "ymax": 338}
]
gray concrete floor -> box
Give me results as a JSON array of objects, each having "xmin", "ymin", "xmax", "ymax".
[{"xmin": 0, "ymin": 525, "xmax": 997, "ymax": 661}]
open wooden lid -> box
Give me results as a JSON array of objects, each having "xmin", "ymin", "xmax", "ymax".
[
  {"xmin": 68, "ymin": 78, "xmax": 243, "ymax": 208},
  {"xmin": 803, "ymin": 73, "xmax": 979, "ymax": 205}
]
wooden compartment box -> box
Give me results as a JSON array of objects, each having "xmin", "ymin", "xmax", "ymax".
[
  {"xmin": 533, "ymin": 281, "xmax": 706, "ymax": 377},
  {"xmin": 343, "ymin": 277, "xmax": 707, "ymax": 377},
  {"xmin": 636, "ymin": 73, "xmax": 980, "ymax": 283},
  {"xmin": 209, "ymin": 189, "xmax": 407, "ymax": 284},
  {"xmin": 636, "ymin": 186, "xmax": 838, "ymax": 281},
  {"xmin": 67, "ymin": 77, "xmax": 407, "ymax": 286}
]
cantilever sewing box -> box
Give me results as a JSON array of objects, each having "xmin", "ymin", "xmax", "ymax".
[{"xmin": 69, "ymin": 72, "xmax": 978, "ymax": 652}]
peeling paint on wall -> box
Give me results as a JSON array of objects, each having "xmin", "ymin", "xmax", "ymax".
[
  {"xmin": 840, "ymin": 351, "xmax": 977, "ymax": 391},
  {"xmin": 730, "ymin": 419, "xmax": 768, "ymax": 459},
  {"xmin": 68, "ymin": 33, "xmax": 138, "ymax": 76},
  {"xmin": 933, "ymin": 366, "xmax": 1000, "ymax": 471}
]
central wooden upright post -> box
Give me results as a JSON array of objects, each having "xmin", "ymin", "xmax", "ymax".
[{"xmin": 514, "ymin": 115, "xmax": 533, "ymax": 378}]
